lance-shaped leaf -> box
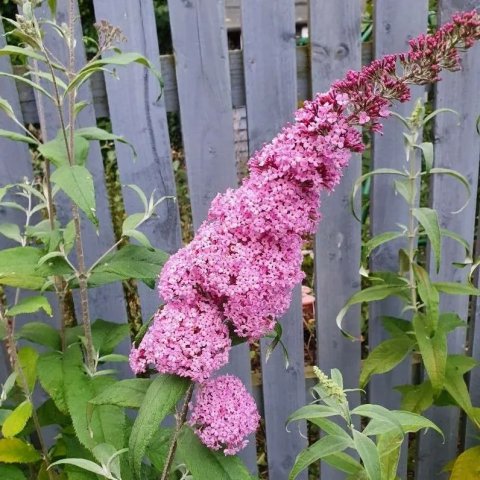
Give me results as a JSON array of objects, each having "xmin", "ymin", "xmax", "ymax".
[
  {"xmin": 129, "ymin": 374, "xmax": 190, "ymax": 478},
  {"xmin": 90, "ymin": 378, "xmax": 152, "ymax": 409},
  {"xmin": 351, "ymin": 168, "xmax": 408, "ymax": 221},
  {"xmin": 0, "ymin": 437, "xmax": 41, "ymax": 463},
  {"xmin": 8, "ymin": 295, "xmax": 52, "ymax": 317},
  {"xmin": 413, "ymin": 264, "xmax": 439, "ymax": 332},
  {"xmin": 0, "ymin": 128, "xmax": 38, "ymax": 145},
  {"xmin": 352, "ymin": 430, "xmax": 381, "ymax": 480},
  {"xmin": 427, "ymin": 167, "xmax": 471, "ymax": 214},
  {"xmin": 289, "ymin": 434, "xmax": 352, "ymax": 480},
  {"xmin": 449, "ymin": 446, "xmax": 480, "ymax": 480},
  {"xmin": 1, "ymin": 400, "xmax": 33, "ymax": 437},
  {"xmin": 412, "ymin": 208, "xmax": 441, "ymax": 272},
  {"xmin": 51, "ymin": 165, "xmax": 97, "ymax": 225},
  {"xmin": 76, "ymin": 127, "xmax": 137, "ymax": 160},
  {"xmin": 433, "ymin": 282, "xmax": 480, "ymax": 296},
  {"xmin": 362, "ymin": 231, "xmax": 404, "ymax": 264},
  {"xmin": 336, "ymin": 285, "xmax": 408, "ymax": 339},
  {"xmin": 38, "ymin": 133, "xmax": 90, "ymax": 167},
  {"xmin": 360, "ymin": 335, "xmax": 415, "ymax": 388},
  {"xmin": 413, "ymin": 312, "xmax": 447, "ymax": 395},
  {"xmin": 176, "ymin": 426, "xmax": 252, "ymax": 480},
  {"xmin": 66, "ymin": 52, "xmax": 163, "ymax": 99}
]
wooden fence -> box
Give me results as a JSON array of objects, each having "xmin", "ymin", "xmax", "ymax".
[{"xmin": 1, "ymin": 1, "xmax": 480, "ymax": 479}]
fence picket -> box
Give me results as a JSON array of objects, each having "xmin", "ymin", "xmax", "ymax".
[
  {"xmin": 417, "ymin": 1, "xmax": 480, "ymax": 476},
  {"xmin": 166, "ymin": 0, "xmax": 257, "ymax": 472},
  {"xmin": 309, "ymin": 2, "xmax": 362, "ymax": 479},
  {"xmin": 241, "ymin": 2, "xmax": 307, "ymax": 478},
  {"xmin": 370, "ymin": 2, "xmax": 428, "ymax": 476},
  {"xmin": 27, "ymin": 2, "xmax": 126, "ymax": 325},
  {"xmin": 91, "ymin": 0, "xmax": 182, "ymax": 320}
]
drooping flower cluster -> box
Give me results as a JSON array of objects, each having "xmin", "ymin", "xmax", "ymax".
[
  {"xmin": 129, "ymin": 300, "xmax": 230, "ymax": 382},
  {"xmin": 130, "ymin": 10, "xmax": 479, "ymax": 453},
  {"xmin": 189, "ymin": 375, "xmax": 260, "ymax": 455}
]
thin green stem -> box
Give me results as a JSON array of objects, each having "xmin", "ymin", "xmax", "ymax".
[{"xmin": 407, "ymin": 128, "xmax": 420, "ymax": 312}]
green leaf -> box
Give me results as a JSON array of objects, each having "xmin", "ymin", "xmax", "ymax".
[
  {"xmin": 322, "ymin": 451, "xmax": 364, "ymax": 476},
  {"xmin": 352, "ymin": 430, "xmax": 381, "ymax": 480},
  {"xmin": 0, "ymin": 72, "xmax": 54, "ymax": 102},
  {"xmin": 351, "ymin": 168, "xmax": 408, "ymax": 221},
  {"xmin": 433, "ymin": 282, "xmax": 480, "ymax": 296},
  {"xmin": 412, "ymin": 264, "xmax": 439, "ymax": 331},
  {"xmin": 90, "ymin": 378, "xmax": 152, "ymax": 409},
  {"xmin": 67, "ymin": 52, "xmax": 163, "ymax": 99},
  {"xmin": 396, "ymin": 381, "xmax": 434, "ymax": 414},
  {"xmin": 440, "ymin": 229, "xmax": 472, "ymax": 258},
  {"xmin": 49, "ymin": 458, "xmax": 107, "ymax": 478},
  {"xmin": 360, "ymin": 336, "xmax": 415, "ymax": 388},
  {"xmin": 307, "ymin": 418, "xmax": 354, "ymax": 443},
  {"xmin": 91, "ymin": 319, "xmax": 129, "ymax": 355},
  {"xmin": 76, "ymin": 127, "xmax": 137, "ymax": 160},
  {"xmin": 177, "ymin": 426, "xmax": 252, "ymax": 480},
  {"xmin": 0, "ymin": 97, "xmax": 17, "ymax": 120},
  {"xmin": 38, "ymin": 133, "xmax": 90, "ymax": 168},
  {"xmin": 63, "ymin": 220, "xmax": 76, "ymax": 254},
  {"xmin": 0, "ymin": 223, "xmax": 22, "ymax": 243},
  {"xmin": 381, "ymin": 317, "xmax": 412, "ymax": 337},
  {"xmin": 363, "ymin": 231, "xmax": 404, "ymax": 263},
  {"xmin": 444, "ymin": 355, "xmax": 479, "ymax": 425},
  {"xmin": 51, "ymin": 165, "xmax": 97, "ymax": 225},
  {"xmin": 17, "ymin": 346, "xmax": 38, "ymax": 391},
  {"xmin": 37, "ymin": 351, "xmax": 67, "ymax": 413},
  {"xmin": 8, "ymin": 296, "xmax": 52, "ymax": 317},
  {"xmin": 428, "ymin": 167, "xmax": 471, "ymax": 214},
  {"xmin": 287, "ymin": 405, "xmax": 339, "ymax": 426},
  {"xmin": 2, "ymin": 400, "xmax": 33, "ymax": 437},
  {"xmin": 422, "ymin": 107, "xmax": 458, "ymax": 126},
  {"xmin": 129, "ymin": 375, "xmax": 190, "ymax": 478},
  {"xmin": 63, "ymin": 344, "xmax": 125, "ymax": 451},
  {"xmin": 414, "ymin": 142, "xmax": 433, "ymax": 171},
  {"xmin": 394, "ymin": 178, "xmax": 414, "ymax": 203},
  {"xmin": 0, "ymin": 247, "xmax": 46, "ymax": 290},
  {"xmin": 450, "ymin": 446, "xmax": 480, "ymax": 479},
  {"xmin": 362, "ymin": 409, "xmax": 442, "ymax": 437},
  {"xmin": 0, "ymin": 437, "xmax": 41, "ymax": 463},
  {"xmin": 413, "ymin": 312, "xmax": 447, "ymax": 394},
  {"xmin": 336, "ymin": 285, "xmax": 408, "ymax": 339},
  {"xmin": 146, "ymin": 427, "xmax": 172, "ymax": 473},
  {"xmin": 289, "ymin": 434, "xmax": 352, "ymax": 480},
  {"xmin": 412, "ymin": 208, "xmax": 441, "ymax": 272},
  {"xmin": 122, "ymin": 213, "xmax": 145, "ymax": 232},
  {"xmin": 350, "ymin": 404, "xmax": 403, "ymax": 435},
  {"xmin": 0, "ymin": 464, "xmax": 26, "ymax": 480},
  {"xmin": 89, "ymin": 245, "xmax": 169, "ymax": 286},
  {"xmin": 47, "ymin": 0, "xmax": 57, "ymax": 15},
  {"xmin": 0, "ymin": 45, "xmax": 50, "ymax": 63},
  {"xmin": 0, "ymin": 128, "xmax": 38, "ymax": 145},
  {"xmin": 377, "ymin": 431, "xmax": 403, "ymax": 480},
  {"xmin": 123, "ymin": 229, "xmax": 152, "ymax": 248}
]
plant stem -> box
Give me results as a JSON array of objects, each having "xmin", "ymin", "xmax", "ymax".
[
  {"xmin": 407, "ymin": 128, "xmax": 419, "ymax": 311},
  {"xmin": 32, "ymin": 58, "xmax": 76, "ymax": 347},
  {"xmin": 160, "ymin": 383, "xmax": 195, "ymax": 480},
  {"xmin": 0, "ymin": 303, "xmax": 55, "ymax": 480}
]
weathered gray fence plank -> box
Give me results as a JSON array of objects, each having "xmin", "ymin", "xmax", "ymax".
[
  {"xmin": 166, "ymin": 0, "xmax": 257, "ymax": 472},
  {"xmin": 241, "ymin": 2, "xmax": 307, "ymax": 478},
  {"xmin": 26, "ymin": 2, "xmax": 126, "ymax": 326},
  {"xmin": 92, "ymin": 0, "xmax": 182, "ymax": 319},
  {"xmin": 309, "ymin": 2, "xmax": 362, "ymax": 479},
  {"xmin": 418, "ymin": 0, "xmax": 480, "ymax": 476},
  {"xmin": 370, "ymin": 2, "xmax": 428, "ymax": 476},
  {"xmin": 0, "ymin": 19, "xmax": 33, "ymax": 381}
]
